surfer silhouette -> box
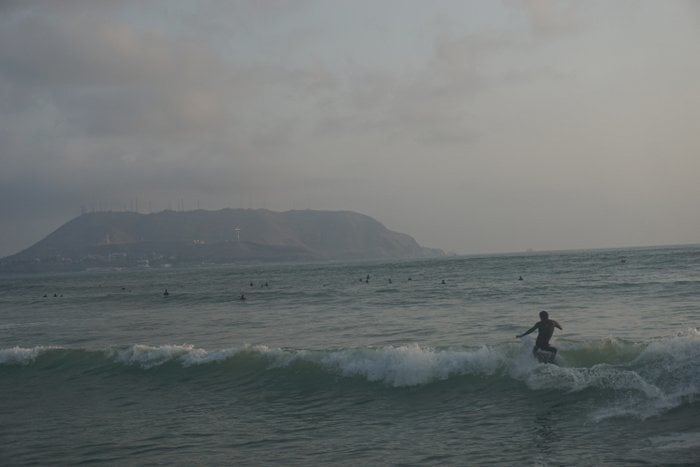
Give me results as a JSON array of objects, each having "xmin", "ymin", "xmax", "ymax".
[{"xmin": 516, "ymin": 310, "xmax": 562, "ymax": 360}]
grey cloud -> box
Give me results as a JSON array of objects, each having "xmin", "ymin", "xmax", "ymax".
[
  {"xmin": 1, "ymin": 1, "xmax": 700, "ymax": 257},
  {"xmin": 504, "ymin": 0, "xmax": 585, "ymax": 38},
  {"xmin": 0, "ymin": 3, "xmax": 337, "ymax": 174},
  {"xmin": 311, "ymin": 32, "xmax": 525, "ymax": 148}
]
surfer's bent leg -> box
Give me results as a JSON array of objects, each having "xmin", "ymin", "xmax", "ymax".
[{"xmin": 541, "ymin": 343, "xmax": 557, "ymax": 357}]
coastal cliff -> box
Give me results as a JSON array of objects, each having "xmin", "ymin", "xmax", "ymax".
[{"xmin": 0, "ymin": 209, "xmax": 443, "ymax": 272}]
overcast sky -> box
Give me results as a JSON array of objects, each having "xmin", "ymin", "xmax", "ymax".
[{"xmin": 1, "ymin": 0, "xmax": 699, "ymax": 257}]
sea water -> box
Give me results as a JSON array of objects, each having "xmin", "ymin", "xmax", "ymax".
[{"xmin": 1, "ymin": 245, "xmax": 699, "ymax": 465}]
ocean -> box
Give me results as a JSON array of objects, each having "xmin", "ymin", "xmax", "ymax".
[{"xmin": 1, "ymin": 245, "xmax": 699, "ymax": 465}]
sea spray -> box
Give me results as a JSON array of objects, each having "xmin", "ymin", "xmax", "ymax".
[
  {"xmin": 111, "ymin": 344, "xmax": 239, "ymax": 368},
  {"xmin": 316, "ymin": 344, "xmax": 505, "ymax": 386},
  {"xmin": 0, "ymin": 345, "xmax": 55, "ymax": 365}
]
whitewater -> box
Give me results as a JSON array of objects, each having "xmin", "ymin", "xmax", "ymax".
[{"xmin": 1, "ymin": 245, "xmax": 699, "ymax": 465}]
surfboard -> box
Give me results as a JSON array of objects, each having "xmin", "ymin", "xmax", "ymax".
[{"xmin": 535, "ymin": 350, "xmax": 556, "ymax": 364}]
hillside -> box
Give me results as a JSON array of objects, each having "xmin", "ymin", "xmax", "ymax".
[{"xmin": 0, "ymin": 209, "xmax": 443, "ymax": 272}]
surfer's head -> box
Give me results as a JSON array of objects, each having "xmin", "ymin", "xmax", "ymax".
[{"xmin": 539, "ymin": 310, "xmax": 549, "ymax": 320}]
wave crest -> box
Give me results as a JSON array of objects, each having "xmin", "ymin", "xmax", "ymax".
[
  {"xmin": 2, "ymin": 330, "xmax": 699, "ymax": 420},
  {"xmin": 317, "ymin": 344, "xmax": 504, "ymax": 386},
  {"xmin": 0, "ymin": 346, "xmax": 59, "ymax": 365}
]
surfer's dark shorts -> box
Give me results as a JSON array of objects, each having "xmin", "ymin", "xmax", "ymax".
[{"xmin": 535, "ymin": 342, "xmax": 556, "ymax": 353}]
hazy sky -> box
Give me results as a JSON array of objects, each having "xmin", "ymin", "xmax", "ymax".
[{"xmin": 2, "ymin": 0, "xmax": 699, "ymax": 257}]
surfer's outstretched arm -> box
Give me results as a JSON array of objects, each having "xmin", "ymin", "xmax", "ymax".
[
  {"xmin": 553, "ymin": 320, "xmax": 562, "ymax": 330},
  {"xmin": 516, "ymin": 324, "xmax": 538, "ymax": 339}
]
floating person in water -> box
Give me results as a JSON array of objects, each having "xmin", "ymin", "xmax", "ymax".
[
  {"xmin": 518, "ymin": 276, "xmax": 524, "ymax": 281},
  {"xmin": 516, "ymin": 310, "xmax": 562, "ymax": 361},
  {"xmin": 239, "ymin": 293, "xmax": 246, "ymax": 301},
  {"xmin": 163, "ymin": 289, "xmax": 169, "ymax": 296}
]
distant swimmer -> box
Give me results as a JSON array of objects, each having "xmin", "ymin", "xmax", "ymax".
[
  {"xmin": 239, "ymin": 293, "xmax": 246, "ymax": 301},
  {"xmin": 516, "ymin": 310, "xmax": 562, "ymax": 361},
  {"xmin": 441, "ymin": 280, "xmax": 446, "ymax": 284},
  {"xmin": 519, "ymin": 276, "xmax": 524, "ymax": 281},
  {"xmin": 163, "ymin": 289, "xmax": 169, "ymax": 296}
]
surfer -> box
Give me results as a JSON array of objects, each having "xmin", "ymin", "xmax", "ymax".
[{"xmin": 516, "ymin": 310, "xmax": 562, "ymax": 359}]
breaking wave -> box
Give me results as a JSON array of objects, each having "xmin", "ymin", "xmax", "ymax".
[{"xmin": 2, "ymin": 329, "xmax": 699, "ymax": 420}]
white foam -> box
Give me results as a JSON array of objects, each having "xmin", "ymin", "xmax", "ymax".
[
  {"xmin": 0, "ymin": 346, "xmax": 57, "ymax": 365},
  {"xmin": 648, "ymin": 432, "xmax": 700, "ymax": 451},
  {"xmin": 113, "ymin": 344, "xmax": 191, "ymax": 368},
  {"xmin": 521, "ymin": 364, "xmax": 663, "ymax": 397},
  {"xmin": 634, "ymin": 329, "xmax": 700, "ymax": 366},
  {"xmin": 108, "ymin": 344, "xmax": 270, "ymax": 369},
  {"xmin": 180, "ymin": 347, "xmax": 239, "ymax": 366},
  {"xmin": 112, "ymin": 344, "xmax": 239, "ymax": 368},
  {"xmin": 584, "ymin": 330, "xmax": 700, "ymax": 420},
  {"xmin": 591, "ymin": 395, "xmax": 680, "ymax": 421},
  {"xmin": 315, "ymin": 344, "xmax": 506, "ymax": 387},
  {"xmin": 249, "ymin": 344, "xmax": 305, "ymax": 368}
]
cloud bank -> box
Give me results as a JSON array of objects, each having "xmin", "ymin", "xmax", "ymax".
[{"xmin": 1, "ymin": 0, "xmax": 699, "ymax": 256}]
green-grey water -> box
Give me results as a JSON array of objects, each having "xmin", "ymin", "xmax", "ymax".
[{"xmin": 1, "ymin": 245, "xmax": 699, "ymax": 465}]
